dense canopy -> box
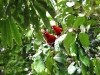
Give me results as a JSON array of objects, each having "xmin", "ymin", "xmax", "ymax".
[{"xmin": 0, "ymin": 0, "xmax": 100, "ymax": 75}]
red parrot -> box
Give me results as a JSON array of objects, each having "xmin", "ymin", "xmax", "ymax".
[
  {"xmin": 52, "ymin": 25, "xmax": 63, "ymax": 36},
  {"xmin": 41, "ymin": 29, "xmax": 56, "ymax": 46}
]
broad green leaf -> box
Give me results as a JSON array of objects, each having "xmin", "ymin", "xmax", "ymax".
[
  {"xmin": 13, "ymin": 16, "xmax": 25, "ymax": 31},
  {"xmin": 94, "ymin": 28, "xmax": 100, "ymax": 33},
  {"xmin": 53, "ymin": 53, "xmax": 67, "ymax": 64},
  {"xmin": 26, "ymin": 44, "xmax": 31, "ymax": 52},
  {"xmin": 30, "ymin": 5, "xmax": 40, "ymax": 32},
  {"xmin": 67, "ymin": 15, "xmax": 75, "ymax": 26},
  {"xmin": 70, "ymin": 41, "xmax": 78, "ymax": 56},
  {"xmin": 0, "ymin": 0, "xmax": 3, "ymax": 19},
  {"xmin": 6, "ymin": 19, "xmax": 13, "ymax": 48},
  {"xmin": 56, "ymin": 1, "xmax": 66, "ymax": 6},
  {"xmin": 88, "ymin": 20, "xmax": 98, "ymax": 26},
  {"xmin": 34, "ymin": 1, "xmax": 50, "ymax": 30},
  {"xmin": 34, "ymin": 39, "xmax": 42, "ymax": 45},
  {"xmin": 24, "ymin": 5, "xmax": 29, "ymax": 27},
  {"xmin": 32, "ymin": 55, "xmax": 45, "ymax": 73},
  {"xmin": 80, "ymin": 55, "xmax": 90, "ymax": 67},
  {"xmin": 9, "ymin": 19, "xmax": 22, "ymax": 46},
  {"xmin": 81, "ymin": 63, "xmax": 87, "ymax": 75},
  {"xmin": 31, "ymin": 15, "xmax": 40, "ymax": 32},
  {"xmin": 79, "ymin": 49, "xmax": 90, "ymax": 67},
  {"xmin": 38, "ymin": 71, "xmax": 47, "ymax": 75},
  {"xmin": 3, "ymin": 20, "xmax": 13, "ymax": 48},
  {"xmin": 65, "ymin": 7, "xmax": 73, "ymax": 13},
  {"xmin": 79, "ymin": 33, "xmax": 90, "ymax": 46},
  {"xmin": 93, "ymin": 59, "xmax": 100, "ymax": 75},
  {"xmin": 0, "ymin": 0, "xmax": 3, "ymax": 8},
  {"xmin": 63, "ymin": 32, "xmax": 76, "ymax": 48},
  {"xmin": 95, "ymin": 0, "xmax": 100, "ymax": 4},
  {"xmin": 89, "ymin": 60, "xmax": 94, "ymax": 75},
  {"xmin": 86, "ymin": 8, "xmax": 95, "ymax": 17},
  {"xmin": 26, "ymin": 30, "xmax": 33, "ymax": 38},
  {"xmin": 95, "ymin": 5, "xmax": 100, "ymax": 15},
  {"xmin": 57, "ymin": 63, "xmax": 68, "ymax": 75},
  {"xmin": 54, "ymin": 34, "xmax": 67, "ymax": 51},
  {"xmin": 68, "ymin": 62, "xmax": 76, "ymax": 74},
  {"xmin": 0, "ymin": 20, "xmax": 2, "ymax": 31},
  {"xmin": 73, "ymin": 16, "xmax": 85, "ymax": 29},
  {"xmin": 37, "ymin": 0, "xmax": 56, "ymax": 21},
  {"xmin": 0, "ymin": 20, "xmax": 7, "ymax": 48},
  {"xmin": 45, "ymin": 53, "xmax": 54, "ymax": 73},
  {"xmin": 35, "ymin": 31, "xmax": 43, "ymax": 41},
  {"xmin": 74, "ymin": 2, "xmax": 81, "ymax": 9}
]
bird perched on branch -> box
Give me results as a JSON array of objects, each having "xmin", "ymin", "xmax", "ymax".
[
  {"xmin": 52, "ymin": 25, "xmax": 63, "ymax": 36},
  {"xmin": 41, "ymin": 29, "xmax": 56, "ymax": 46},
  {"xmin": 50, "ymin": 20, "xmax": 63, "ymax": 36}
]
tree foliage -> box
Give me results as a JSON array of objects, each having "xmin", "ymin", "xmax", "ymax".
[{"xmin": 0, "ymin": 0, "xmax": 100, "ymax": 75}]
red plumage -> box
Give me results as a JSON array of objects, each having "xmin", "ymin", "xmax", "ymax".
[
  {"xmin": 41, "ymin": 29, "xmax": 56, "ymax": 45},
  {"xmin": 52, "ymin": 25, "xmax": 63, "ymax": 36}
]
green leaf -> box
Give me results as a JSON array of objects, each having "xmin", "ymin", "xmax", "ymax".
[
  {"xmin": 54, "ymin": 34, "xmax": 66, "ymax": 51},
  {"xmin": 0, "ymin": 20, "xmax": 7, "ymax": 48},
  {"xmin": 34, "ymin": 39, "xmax": 42, "ymax": 45},
  {"xmin": 68, "ymin": 62, "xmax": 76, "ymax": 74},
  {"xmin": 34, "ymin": 1, "xmax": 50, "ymax": 30},
  {"xmin": 26, "ymin": 44, "xmax": 31, "ymax": 52},
  {"xmin": 70, "ymin": 41, "xmax": 78, "ymax": 56},
  {"xmin": 6, "ymin": 19, "xmax": 13, "ymax": 48},
  {"xmin": 37, "ymin": 0, "xmax": 56, "ymax": 21},
  {"xmin": 86, "ymin": 8, "xmax": 95, "ymax": 17},
  {"xmin": 93, "ymin": 59, "xmax": 100, "ymax": 75},
  {"xmin": 63, "ymin": 32, "xmax": 76, "ymax": 48},
  {"xmin": 35, "ymin": 31, "xmax": 43, "ymax": 41},
  {"xmin": 26, "ymin": 30, "xmax": 33, "ymax": 38},
  {"xmin": 9, "ymin": 19, "xmax": 22, "ymax": 46},
  {"xmin": 30, "ymin": 6, "xmax": 40, "ymax": 32},
  {"xmin": 24, "ymin": 5, "xmax": 29, "ymax": 27},
  {"xmin": 56, "ymin": 1, "xmax": 66, "ymax": 6},
  {"xmin": 95, "ymin": 0, "xmax": 100, "ymax": 4},
  {"xmin": 45, "ymin": 52, "xmax": 54, "ymax": 73},
  {"xmin": 80, "ymin": 55, "xmax": 90, "ymax": 67},
  {"xmin": 94, "ymin": 28, "xmax": 100, "ymax": 33},
  {"xmin": 73, "ymin": 16, "xmax": 85, "ymax": 29},
  {"xmin": 89, "ymin": 60, "xmax": 94, "ymax": 75},
  {"xmin": 0, "ymin": 0, "xmax": 3, "ymax": 8},
  {"xmin": 0, "ymin": 0, "xmax": 3, "ymax": 19},
  {"xmin": 53, "ymin": 53, "xmax": 67, "ymax": 64},
  {"xmin": 32, "ymin": 55, "xmax": 45, "ymax": 73},
  {"xmin": 79, "ymin": 49, "xmax": 90, "ymax": 67},
  {"xmin": 88, "ymin": 20, "xmax": 98, "ymax": 26},
  {"xmin": 67, "ymin": 15, "xmax": 75, "ymax": 27},
  {"xmin": 81, "ymin": 63, "xmax": 87, "ymax": 75},
  {"xmin": 31, "ymin": 15, "xmax": 40, "ymax": 32},
  {"xmin": 74, "ymin": 2, "xmax": 81, "ymax": 9},
  {"xmin": 65, "ymin": 7, "xmax": 73, "ymax": 13},
  {"xmin": 57, "ymin": 63, "xmax": 68, "ymax": 75},
  {"xmin": 13, "ymin": 16, "xmax": 25, "ymax": 31},
  {"xmin": 79, "ymin": 33, "xmax": 90, "ymax": 46}
]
